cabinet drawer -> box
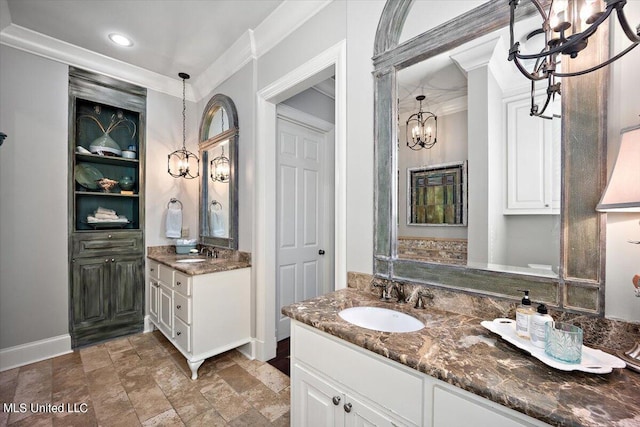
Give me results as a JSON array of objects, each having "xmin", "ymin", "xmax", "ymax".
[
  {"xmin": 174, "ymin": 271, "xmax": 192, "ymax": 296},
  {"xmin": 148, "ymin": 260, "xmax": 159, "ymax": 279},
  {"xmin": 174, "ymin": 292, "xmax": 191, "ymax": 324},
  {"xmin": 174, "ymin": 316, "xmax": 191, "ymax": 353},
  {"xmin": 73, "ymin": 232, "xmax": 142, "ymax": 257},
  {"xmin": 293, "ymin": 322, "xmax": 423, "ymax": 425},
  {"xmin": 158, "ymin": 264, "xmax": 174, "ymax": 286}
]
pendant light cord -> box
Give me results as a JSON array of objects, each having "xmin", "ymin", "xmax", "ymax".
[{"xmin": 182, "ymin": 76, "xmax": 186, "ymax": 150}]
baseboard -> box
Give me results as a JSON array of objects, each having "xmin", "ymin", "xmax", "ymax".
[
  {"xmin": 237, "ymin": 340, "xmax": 256, "ymax": 360},
  {"xmin": 0, "ymin": 334, "xmax": 72, "ymax": 372},
  {"xmin": 143, "ymin": 315, "xmax": 156, "ymax": 333}
]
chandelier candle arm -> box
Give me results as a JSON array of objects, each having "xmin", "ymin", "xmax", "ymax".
[
  {"xmin": 406, "ymin": 95, "xmax": 438, "ymax": 151},
  {"xmin": 508, "ymin": 0, "xmax": 639, "ymax": 118}
]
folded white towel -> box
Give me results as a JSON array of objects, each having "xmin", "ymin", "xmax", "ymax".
[
  {"xmin": 94, "ymin": 212, "xmax": 119, "ymax": 220},
  {"xmin": 87, "ymin": 216, "xmax": 128, "ymax": 223},
  {"xmin": 96, "ymin": 207, "xmax": 117, "ymax": 215},
  {"xmin": 166, "ymin": 205, "xmax": 182, "ymax": 238}
]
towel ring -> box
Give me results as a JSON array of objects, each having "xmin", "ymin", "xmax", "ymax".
[
  {"xmin": 210, "ymin": 200, "xmax": 223, "ymax": 211},
  {"xmin": 168, "ymin": 198, "xmax": 183, "ymax": 209}
]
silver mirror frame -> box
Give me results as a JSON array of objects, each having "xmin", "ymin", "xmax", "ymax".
[
  {"xmin": 199, "ymin": 94, "xmax": 239, "ymax": 250},
  {"xmin": 373, "ymin": 0, "xmax": 607, "ymax": 314}
]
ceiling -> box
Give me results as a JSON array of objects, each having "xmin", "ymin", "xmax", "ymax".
[{"xmin": 4, "ymin": 0, "xmax": 282, "ymax": 80}]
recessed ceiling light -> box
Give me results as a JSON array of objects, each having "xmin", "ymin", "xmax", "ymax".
[{"xmin": 108, "ymin": 33, "xmax": 133, "ymax": 47}]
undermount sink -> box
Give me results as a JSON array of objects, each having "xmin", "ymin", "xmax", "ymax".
[
  {"xmin": 176, "ymin": 258, "xmax": 207, "ymax": 263},
  {"xmin": 338, "ymin": 306, "xmax": 424, "ymax": 333}
]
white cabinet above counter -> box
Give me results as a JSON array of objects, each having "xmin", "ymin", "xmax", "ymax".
[{"xmin": 147, "ymin": 258, "xmax": 251, "ymax": 379}]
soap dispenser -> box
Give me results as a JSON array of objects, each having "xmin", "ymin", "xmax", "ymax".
[
  {"xmin": 516, "ymin": 290, "xmax": 534, "ymax": 339},
  {"xmin": 530, "ymin": 303, "xmax": 553, "ymax": 348}
]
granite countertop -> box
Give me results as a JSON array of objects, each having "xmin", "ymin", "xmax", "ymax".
[
  {"xmin": 147, "ymin": 253, "xmax": 251, "ymax": 276},
  {"xmin": 282, "ymin": 288, "xmax": 640, "ymax": 427}
]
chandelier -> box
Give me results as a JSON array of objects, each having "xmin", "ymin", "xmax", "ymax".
[
  {"xmin": 168, "ymin": 72, "xmax": 199, "ymax": 179},
  {"xmin": 406, "ymin": 95, "xmax": 437, "ymax": 150},
  {"xmin": 508, "ymin": 0, "xmax": 640, "ymax": 119},
  {"xmin": 211, "ymin": 146, "xmax": 230, "ymax": 183}
]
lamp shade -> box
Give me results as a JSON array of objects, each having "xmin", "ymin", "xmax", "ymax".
[{"xmin": 596, "ymin": 127, "xmax": 640, "ymax": 212}]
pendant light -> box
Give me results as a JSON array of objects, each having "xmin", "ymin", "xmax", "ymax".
[
  {"xmin": 211, "ymin": 146, "xmax": 231, "ymax": 183},
  {"xmin": 508, "ymin": 0, "xmax": 640, "ymax": 119},
  {"xmin": 406, "ymin": 95, "xmax": 437, "ymax": 150},
  {"xmin": 168, "ymin": 72, "xmax": 199, "ymax": 179}
]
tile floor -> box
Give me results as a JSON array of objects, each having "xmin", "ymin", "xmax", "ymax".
[{"xmin": 0, "ymin": 331, "xmax": 290, "ymax": 426}]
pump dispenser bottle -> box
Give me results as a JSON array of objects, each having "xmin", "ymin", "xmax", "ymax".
[
  {"xmin": 516, "ymin": 290, "xmax": 534, "ymax": 339},
  {"xmin": 530, "ymin": 303, "xmax": 553, "ymax": 348}
]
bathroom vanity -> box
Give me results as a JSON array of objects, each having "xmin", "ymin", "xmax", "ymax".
[
  {"xmin": 147, "ymin": 254, "xmax": 251, "ymax": 379},
  {"xmin": 283, "ymin": 288, "xmax": 640, "ymax": 427}
]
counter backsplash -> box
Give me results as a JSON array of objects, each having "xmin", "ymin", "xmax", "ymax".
[{"xmin": 347, "ymin": 272, "xmax": 639, "ymax": 354}]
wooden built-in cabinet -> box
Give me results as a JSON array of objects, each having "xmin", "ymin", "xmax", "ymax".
[{"xmin": 68, "ymin": 68, "xmax": 146, "ymax": 348}]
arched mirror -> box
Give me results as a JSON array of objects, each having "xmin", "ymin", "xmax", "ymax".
[
  {"xmin": 199, "ymin": 94, "xmax": 239, "ymax": 249},
  {"xmin": 373, "ymin": 0, "xmax": 607, "ymax": 314}
]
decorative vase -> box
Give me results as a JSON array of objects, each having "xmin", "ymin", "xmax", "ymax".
[{"xmin": 118, "ymin": 176, "xmax": 135, "ymax": 191}]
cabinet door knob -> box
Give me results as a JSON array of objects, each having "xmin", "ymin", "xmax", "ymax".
[
  {"xmin": 176, "ymin": 281, "xmax": 181, "ymax": 286},
  {"xmin": 150, "ymin": 268, "xmax": 154, "ymax": 271},
  {"xmin": 111, "ymin": 259, "xmax": 115, "ymax": 262},
  {"xmin": 343, "ymin": 403, "xmax": 352, "ymax": 413},
  {"xmin": 176, "ymin": 305, "xmax": 181, "ymax": 309},
  {"xmin": 332, "ymin": 396, "xmax": 341, "ymax": 406},
  {"xmin": 176, "ymin": 331, "xmax": 181, "ymax": 336},
  {"xmin": 108, "ymin": 234, "xmax": 112, "ymax": 239},
  {"xmin": 105, "ymin": 259, "xmax": 109, "ymax": 263}
]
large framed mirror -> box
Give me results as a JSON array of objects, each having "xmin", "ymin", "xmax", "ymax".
[
  {"xmin": 373, "ymin": 0, "xmax": 607, "ymax": 314},
  {"xmin": 199, "ymin": 94, "xmax": 239, "ymax": 249}
]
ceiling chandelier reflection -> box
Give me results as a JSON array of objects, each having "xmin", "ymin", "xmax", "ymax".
[
  {"xmin": 508, "ymin": 0, "xmax": 640, "ymax": 119},
  {"xmin": 211, "ymin": 146, "xmax": 230, "ymax": 183},
  {"xmin": 168, "ymin": 72, "xmax": 199, "ymax": 179},
  {"xmin": 406, "ymin": 95, "xmax": 437, "ymax": 150}
]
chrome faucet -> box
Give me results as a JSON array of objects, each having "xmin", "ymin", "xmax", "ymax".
[
  {"xmin": 414, "ymin": 288, "xmax": 434, "ymax": 309},
  {"xmin": 372, "ymin": 281, "xmax": 389, "ymax": 301},
  {"xmin": 389, "ymin": 283, "xmax": 407, "ymax": 303},
  {"xmin": 200, "ymin": 247, "xmax": 214, "ymax": 257}
]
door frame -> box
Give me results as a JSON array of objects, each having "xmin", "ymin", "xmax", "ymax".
[{"xmin": 254, "ymin": 40, "xmax": 347, "ymax": 361}]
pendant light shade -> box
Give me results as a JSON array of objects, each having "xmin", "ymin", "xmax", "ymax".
[{"xmin": 168, "ymin": 72, "xmax": 199, "ymax": 179}]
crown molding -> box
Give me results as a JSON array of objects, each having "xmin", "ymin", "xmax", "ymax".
[
  {"xmin": 0, "ymin": 0, "xmax": 332, "ymax": 102},
  {"xmin": 0, "ymin": 24, "xmax": 194, "ymax": 100},
  {"xmin": 253, "ymin": 0, "xmax": 332, "ymax": 58}
]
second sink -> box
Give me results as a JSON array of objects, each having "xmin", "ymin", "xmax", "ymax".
[{"xmin": 338, "ymin": 306, "xmax": 424, "ymax": 333}]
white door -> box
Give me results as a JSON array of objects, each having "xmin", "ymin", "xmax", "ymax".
[{"xmin": 276, "ymin": 116, "xmax": 330, "ymax": 341}]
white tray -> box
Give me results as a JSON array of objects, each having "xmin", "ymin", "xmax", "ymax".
[{"xmin": 481, "ymin": 318, "xmax": 626, "ymax": 374}]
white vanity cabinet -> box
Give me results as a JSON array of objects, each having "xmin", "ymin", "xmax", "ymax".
[
  {"xmin": 148, "ymin": 260, "xmax": 159, "ymax": 325},
  {"xmin": 291, "ymin": 321, "xmax": 550, "ymax": 427},
  {"xmin": 148, "ymin": 260, "xmax": 251, "ymax": 379}
]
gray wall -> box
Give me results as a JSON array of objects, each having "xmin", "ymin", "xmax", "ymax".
[{"xmin": 0, "ymin": 45, "xmax": 69, "ymax": 348}]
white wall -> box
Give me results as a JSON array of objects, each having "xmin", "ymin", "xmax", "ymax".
[
  {"xmin": 0, "ymin": 45, "xmax": 69, "ymax": 349},
  {"xmin": 281, "ymin": 86, "xmax": 335, "ymax": 125},
  {"xmin": 145, "ymin": 90, "xmax": 199, "ymax": 246}
]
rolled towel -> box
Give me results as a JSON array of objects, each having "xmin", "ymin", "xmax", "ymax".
[{"xmin": 166, "ymin": 204, "xmax": 182, "ymax": 238}]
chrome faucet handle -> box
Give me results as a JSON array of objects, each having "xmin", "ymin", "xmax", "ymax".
[
  {"xmin": 414, "ymin": 288, "xmax": 433, "ymax": 309},
  {"xmin": 372, "ymin": 281, "xmax": 388, "ymax": 300}
]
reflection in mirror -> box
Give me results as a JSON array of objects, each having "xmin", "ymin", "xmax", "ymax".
[
  {"xmin": 396, "ymin": 14, "xmax": 561, "ymax": 278},
  {"xmin": 199, "ymin": 95, "xmax": 238, "ymax": 249}
]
